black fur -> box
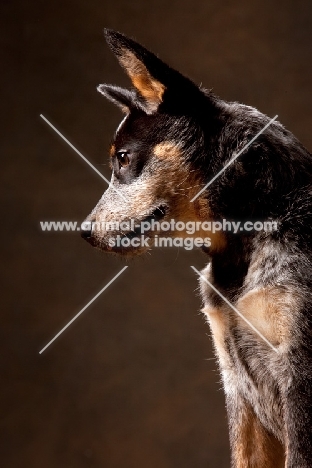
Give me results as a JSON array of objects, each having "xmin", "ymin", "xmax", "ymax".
[{"xmin": 84, "ymin": 30, "xmax": 312, "ymax": 466}]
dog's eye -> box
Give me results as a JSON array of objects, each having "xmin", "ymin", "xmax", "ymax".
[{"xmin": 116, "ymin": 150, "xmax": 130, "ymax": 168}]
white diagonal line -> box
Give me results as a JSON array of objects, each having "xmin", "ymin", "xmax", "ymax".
[
  {"xmin": 191, "ymin": 266, "xmax": 278, "ymax": 353},
  {"xmin": 190, "ymin": 115, "xmax": 278, "ymax": 202},
  {"xmin": 40, "ymin": 114, "xmax": 127, "ymax": 202},
  {"xmin": 39, "ymin": 266, "xmax": 128, "ymax": 354}
]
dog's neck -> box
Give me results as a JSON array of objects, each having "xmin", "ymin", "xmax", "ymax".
[{"xmin": 202, "ymin": 232, "xmax": 254, "ymax": 299}]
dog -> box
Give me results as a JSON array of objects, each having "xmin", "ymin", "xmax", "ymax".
[{"xmin": 82, "ymin": 29, "xmax": 312, "ymax": 467}]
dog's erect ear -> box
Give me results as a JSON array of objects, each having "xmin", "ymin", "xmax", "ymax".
[
  {"xmin": 103, "ymin": 29, "xmax": 214, "ymax": 116},
  {"xmin": 104, "ymin": 29, "xmax": 167, "ymax": 113},
  {"xmin": 104, "ymin": 29, "xmax": 205, "ymax": 115},
  {"xmin": 97, "ymin": 84, "xmax": 135, "ymax": 113}
]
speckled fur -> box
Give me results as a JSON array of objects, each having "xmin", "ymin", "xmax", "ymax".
[{"xmin": 83, "ymin": 30, "xmax": 312, "ymax": 467}]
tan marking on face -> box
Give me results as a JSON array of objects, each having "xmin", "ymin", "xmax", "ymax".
[
  {"xmin": 236, "ymin": 287, "xmax": 293, "ymax": 347},
  {"xmin": 233, "ymin": 404, "xmax": 285, "ymax": 468},
  {"xmin": 119, "ymin": 49, "xmax": 165, "ymax": 111},
  {"xmin": 109, "ymin": 144, "xmax": 115, "ymax": 158},
  {"xmin": 87, "ymin": 141, "xmax": 226, "ymax": 253},
  {"xmin": 153, "ymin": 142, "xmax": 181, "ymax": 161},
  {"xmin": 194, "ymin": 197, "xmax": 210, "ymax": 220},
  {"xmin": 151, "ymin": 142, "xmax": 226, "ymax": 251}
]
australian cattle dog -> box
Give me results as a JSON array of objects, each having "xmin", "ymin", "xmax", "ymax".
[{"xmin": 82, "ymin": 29, "xmax": 312, "ymax": 467}]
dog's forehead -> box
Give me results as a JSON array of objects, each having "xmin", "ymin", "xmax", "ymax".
[
  {"xmin": 112, "ymin": 111, "xmax": 191, "ymax": 149},
  {"xmin": 109, "ymin": 112, "xmax": 187, "ymax": 168},
  {"xmin": 114, "ymin": 114, "xmax": 128, "ymax": 137},
  {"xmin": 113, "ymin": 111, "xmax": 167, "ymax": 147}
]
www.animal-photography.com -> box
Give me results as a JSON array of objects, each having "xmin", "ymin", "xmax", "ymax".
[{"xmin": 2, "ymin": 1, "xmax": 312, "ymax": 467}]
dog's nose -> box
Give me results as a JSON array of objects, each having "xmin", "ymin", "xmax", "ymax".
[
  {"xmin": 81, "ymin": 227, "xmax": 92, "ymax": 239},
  {"xmin": 81, "ymin": 219, "xmax": 95, "ymax": 240}
]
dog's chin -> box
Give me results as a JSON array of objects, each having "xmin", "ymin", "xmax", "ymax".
[
  {"xmin": 88, "ymin": 235, "xmax": 151, "ymax": 258},
  {"xmin": 83, "ymin": 204, "xmax": 167, "ymax": 257}
]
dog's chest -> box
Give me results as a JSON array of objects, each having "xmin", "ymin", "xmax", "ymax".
[{"xmin": 200, "ymin": 263, "xmax": 285, "ymax": 440}]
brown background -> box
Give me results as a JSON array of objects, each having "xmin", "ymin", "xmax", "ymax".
[{"xmin": 1, "ymin": 1, "xmax": 312, "ymax": 467}]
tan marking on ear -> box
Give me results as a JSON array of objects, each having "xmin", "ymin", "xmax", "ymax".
[
  {"xmin": 236, "ymin": 287, "xmax": 293, "ymax": 346},
  {"xmin": 131, "ymin": 75, "xmax": 165, "ymax": 104},
  {"xmin": 233, "ymin": 404, "xmax": 285, "ymax": 468},
  {"xmin": 119, "ymin": 49, "xmax": 165, "ymax": 111},
  {"xmin": 119, "ymin": 104, "xmax": 131, "ymax": 114}
]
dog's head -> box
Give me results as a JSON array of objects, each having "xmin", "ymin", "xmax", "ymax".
[{"xmin": 82, "ymin": 30, "xmax": 224, "ymax": 255}]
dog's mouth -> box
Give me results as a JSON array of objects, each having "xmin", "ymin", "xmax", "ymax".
[
  {"xmin": 83, "ymin": 204, "xmax": 168, "ymax": 256},
  {"xmin": 145, "ymin": 204, "xmax": 167, "ymax": 222},
  {"xmin": 127, "ymin": 204, "xmax": 167, "ymax": 238},
  {"xmin": 108, "ymin": 204, "xmax": 168, "ymax": 255}
]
